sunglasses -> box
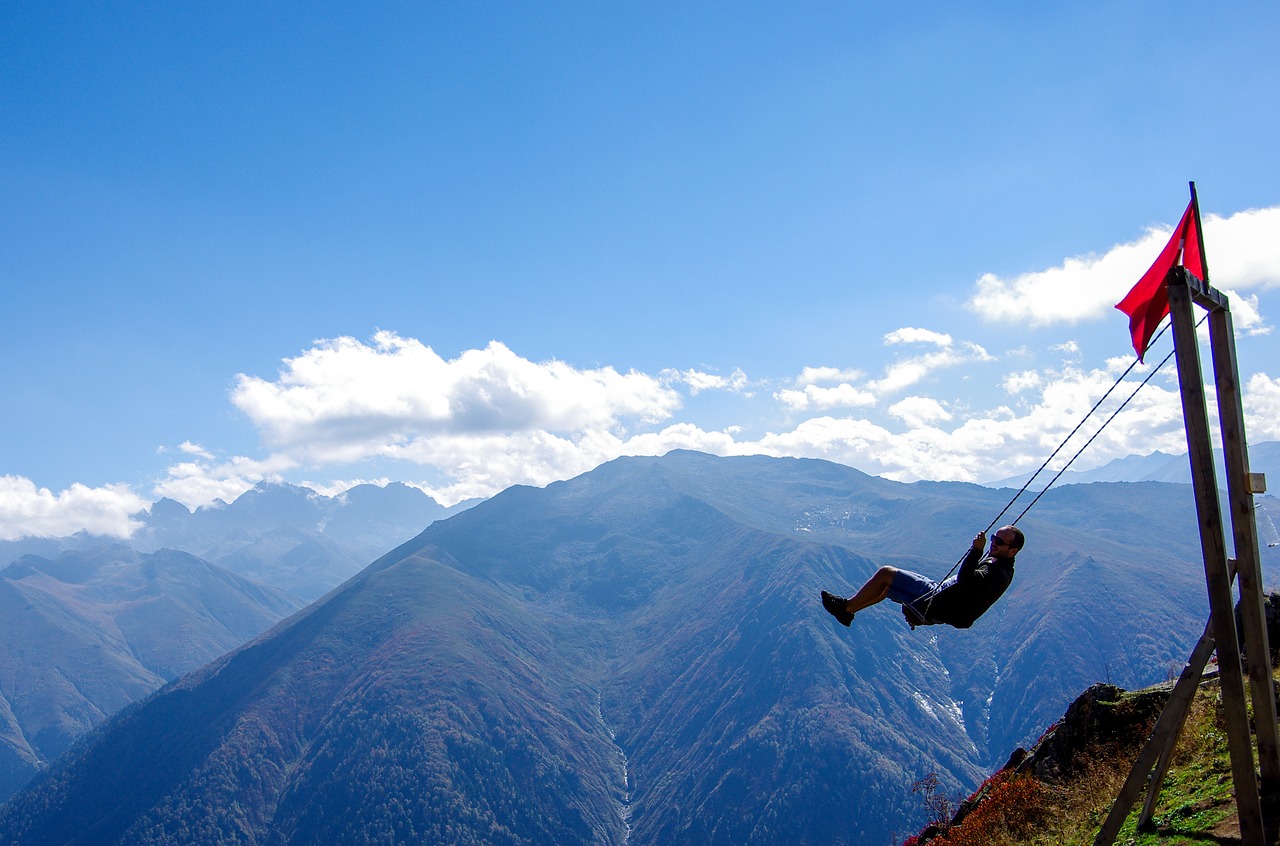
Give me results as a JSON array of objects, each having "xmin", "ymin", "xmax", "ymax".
[{"xmin": 990, "ymin": 537, "xmax": 1011, "ymax": 548}]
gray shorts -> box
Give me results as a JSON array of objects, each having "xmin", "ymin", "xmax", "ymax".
[{"xmin": 887, "ymin": 568, "xmax": 943, "ymax": 608}]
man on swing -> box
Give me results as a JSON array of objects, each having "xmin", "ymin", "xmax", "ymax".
[{"xmin": 821, "ymin": 526, "xmax": 1024, "ymax": 629}]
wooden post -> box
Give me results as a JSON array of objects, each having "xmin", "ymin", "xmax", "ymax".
[
  {"xmin": 1095, "ymin": 188, "xmax": 1276, "ymax": 843},
  {"xmin": 1167, "ymin": 269, "xmax": 1266, "ymax": 845},
  {"xmin": 1208, "ymin": 299, "xmax": 1280, "ymax": 800}
]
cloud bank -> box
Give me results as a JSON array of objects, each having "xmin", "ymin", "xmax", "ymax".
[
  {"xmin": 5, "ymin": 206, "xmax": 1280, "ymax": 540},
  {"xmin": 0, "ymin": 476, "xmax": 147, "ymax": 541},
  {"xmin": 968, "ymin": 206, "xmax": 1280, "ymax": 330},
  {"xmin": 4, "ymin": 336, "xmax": 1273, "ymax": 539},
  {"xmin": 148, "ymin": 330, "xmax": 1217, "ymax": 510}
]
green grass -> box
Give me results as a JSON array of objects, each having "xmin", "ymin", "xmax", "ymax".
[
  {"xmin": 1062, "ymin": 682, "xmax": 1239, "ymax": 846},
  {"xmin": 1110, "ymin": 690, "xmax": 1236, "ymax": 845}
]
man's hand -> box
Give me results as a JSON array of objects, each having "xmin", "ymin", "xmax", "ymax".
[{"xmin": 972, "ymin": 531, "xmax": 986, "ymax": 551}]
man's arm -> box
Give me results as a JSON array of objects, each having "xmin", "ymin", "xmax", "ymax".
[{"xmin": 956, "ymin": 532, "xmax": 987, "ymax": 580}]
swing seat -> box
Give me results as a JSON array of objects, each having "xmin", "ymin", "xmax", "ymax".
[{"xmin": 902, "ymin": 603, "xmax": 936, "ymax": 630}]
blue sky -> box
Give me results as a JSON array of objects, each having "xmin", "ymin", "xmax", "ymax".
[{"xmin": 3, "ymin": 2, "xmax": 1280, "ymax": 538}]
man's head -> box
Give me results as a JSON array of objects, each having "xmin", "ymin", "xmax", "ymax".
[{"xmin": 990, "ymin": 525, "xmax": 1024, "ymax": 560}]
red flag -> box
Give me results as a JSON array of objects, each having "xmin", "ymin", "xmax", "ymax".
[{"xmin": 1115, "ymin": 199, "xmax": 1206, "ymax": 361}]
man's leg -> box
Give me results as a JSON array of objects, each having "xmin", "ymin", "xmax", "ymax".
[
  {"xmin": 822, "ymin": 567, "xmax": 937, "ymax": 627},
  {"xmin": 821, "ymin": 567, "xmax": 899, "ymax": 626},
  {"xmin": 846, "ymin": 566, "xmax": 898, "ymax": 614}
]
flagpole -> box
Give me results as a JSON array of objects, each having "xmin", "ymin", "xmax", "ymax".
[{"xmin": 1189, "ymin": 181, "xmax": 1210, "ymax": 282}]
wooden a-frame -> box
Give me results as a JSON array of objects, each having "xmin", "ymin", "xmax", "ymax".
[{"xmin": 1094, "ymin": 264, "xmax": 1280, "ymax": 845}]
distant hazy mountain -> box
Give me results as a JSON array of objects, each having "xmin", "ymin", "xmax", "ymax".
[
  {"xmin": 0, "ymin": 544, "xmax": 302, "ymax": 803},
  {"xmin": 0, "ymin": 481, "xmax": 478, "ymax": 601},
  {"xmin": 210, "ymin": 526, "xmax": 368, "ymax": 602},
  {"xmin": 2, "ymin": 450, "xmax": 1250, "ymax": 846},
  {"xmin": 0, "ymin": 482, "xmax": 476, "ymax": 803},
  {"xmin": 984, "ymin": 439, "xmax": 1280, "ymax": 490}
]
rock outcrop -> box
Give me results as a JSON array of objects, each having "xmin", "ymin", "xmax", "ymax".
[{"xmin": 913, "ymin": 682, "xmax": 1171, "ymax": 844}]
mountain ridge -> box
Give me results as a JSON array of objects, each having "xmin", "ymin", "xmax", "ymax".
[
  {"xmin": 0, "ymin": 482, "xmax": 480, "ymax": 806},
  {"xmin": 0, "ymin": 481, "xmax": 479, "ymax": 601},
  {"xmin": 983, "ymin": 439, "xmax": 1280, "ymax": 489},
  {"xmin": 0, "ymin": 544, "xmax": 304, "ymax": 802},
  {"xmin": 2, "ymin": 450, "xmax": 1248, "ymax": 844}
]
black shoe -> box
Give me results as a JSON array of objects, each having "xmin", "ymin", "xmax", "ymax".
[{"xmin": 821, "ymin": 590, "xmax": 854, "ymax": 627}]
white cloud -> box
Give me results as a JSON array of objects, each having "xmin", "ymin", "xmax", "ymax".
[
  {"xmin": 304, "ymin": 477, "xmax": 393, "ymax": 499},
  {"xmin": 147, "ymin": 335, "xmax": 747, "ymax": 509},
  {"xmin": 755, "ymin": 416, "xmax": 896, "ymax": 467},
  {"xmin": 179, "ymin": 441, "xmax": 215, "ymax": 460},
  {"xmin": 1002, "ymin": 370, "xmax": 1042, "ymax": 394},
  {"xmin": 775, "ymin": 383, "xmax": 877, "ymax": 411},
  {"xmin": 232, "ymin": 333, "xmax": 682, "ymax": 457},
  {"xmin": 967, "ymin": 206, "xmax": 1280, "ymax": 326},
  {"xmin": 662, "ymin": 367, "xmax": 750, "ymax": 395},
  {"xmin": 133, "ymin": 334, "xmax": 1273, "ymax": 525},
  {"xmin": 885, "ymin": 327, "xmax": 953, "ymax": 347},
  {"xmin": 750, "ymin": 359, "xmax": 1197, "ymax": 486},
  {"xmin": 797, "ymin": 366, "xmax": 863, "ymax": 386},
  {"xmin": 1217, "ymin": 287, "xmax": 1271, "ymax": 336},
  {"xmin": 0, "ymin": 477, "xmax": 148, "ymax": 541},
  {"xmin": 888, "ymin": 396, "xmax": 953, "ymax": 428},
  {"xmin": 775, "ymin": 364, "xmax": 878, "ymax": 411},
  {"xmin": 386, "ymin": 423, "xmax": 753, "ymax": 506},
  {"xmin": 1210, "ymin": 207, "xmax": 1280, "ymax": 291},
  {"xmin": 20, "ymin": 288, "xmax": 1267, "ymax": 538},
  {"xmin": 151, "ymin": 452, "xmax": 297, "ymax": 508},
  {"xmin": 867, "ymin": 342, "xmax": 993, "ymax": 396},
  {"xmin": 1245, "ymin": 373, "xmax": 1280, "ymax": 441},
  {"xmin": 201, "ymin": 332, "xmax": 1056, "ymax": 509},
  {"xmin": 778, "ymin": 331, "xmax": 992, "ymax": 412}
]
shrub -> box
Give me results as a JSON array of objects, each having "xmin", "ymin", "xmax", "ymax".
[
  {"xmin": 929, "ymin": 772, "xmax": 1046, "ymax": 846},
  {"xmin": 911, "ymin": 773, "xmax": 955, "ymax": 828}
]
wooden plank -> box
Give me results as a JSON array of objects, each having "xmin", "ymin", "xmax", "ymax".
[
  {"xmin": 1167, "ymin": 270, "xmax": 1266, "ymax": 845},
  {"xmin": 1094, "ymin": 620, "xmax": 1215, "ymax": 845},
  {"xmin": 1210, "ymin": 304, "xmax": 1280, "ymax": 798}
]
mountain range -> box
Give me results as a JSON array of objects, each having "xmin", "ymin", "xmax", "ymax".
[
  {"xmin": 0, "ymin": 481, "xmax": 474, "ymax": 806},
  {"xmin": 0, "ymin": 545, "xmax": 303, "ymax": 802},
  {"xmin": 5, "ymin": 450, "xmax": 1270, "ymax": 845},
  {"xmin": 0, "ymin": 480, "xmax": 476, "ymax": 601},
  {"xmin": 985, "ymin": 439, "xmax": 1280, "ymax": 491}
]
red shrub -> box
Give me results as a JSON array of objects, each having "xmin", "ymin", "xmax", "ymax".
[{"xmin": 930, "ymin": 772, "xmax": 1046, "ymax": 846}]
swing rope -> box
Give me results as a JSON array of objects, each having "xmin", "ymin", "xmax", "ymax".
[
  {"xmin": 987, "ymin": 319, "xmax": 1175, "ymax": 531},
  {"xmin": 1003, "ymin": 312, "xmax": 1206, "ymax": 527},
  {"xmin": 1007, "ymin": 338, "xmax": 1182, "ymax": 525},
  {"xmin": 911, "ymin": 314, "xmax": 1204, "ymax": 622}
]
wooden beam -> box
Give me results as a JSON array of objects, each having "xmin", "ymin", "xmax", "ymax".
[
  {"xmin": 1183, "ymin": 269, "xmax": 1230, "ymax": 311},
  {"xmin": 1167, "ymin": 270, "xmax": 1266, "ymax": 845},
  {"xmin": 1208, "ymin": 297, "xmax": 1280, "ymax": 799}
]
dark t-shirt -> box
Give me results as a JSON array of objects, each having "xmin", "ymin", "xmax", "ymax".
[{"xmin": 923, "ymin": 547, "xmax": 1016, "ymax": 628}]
